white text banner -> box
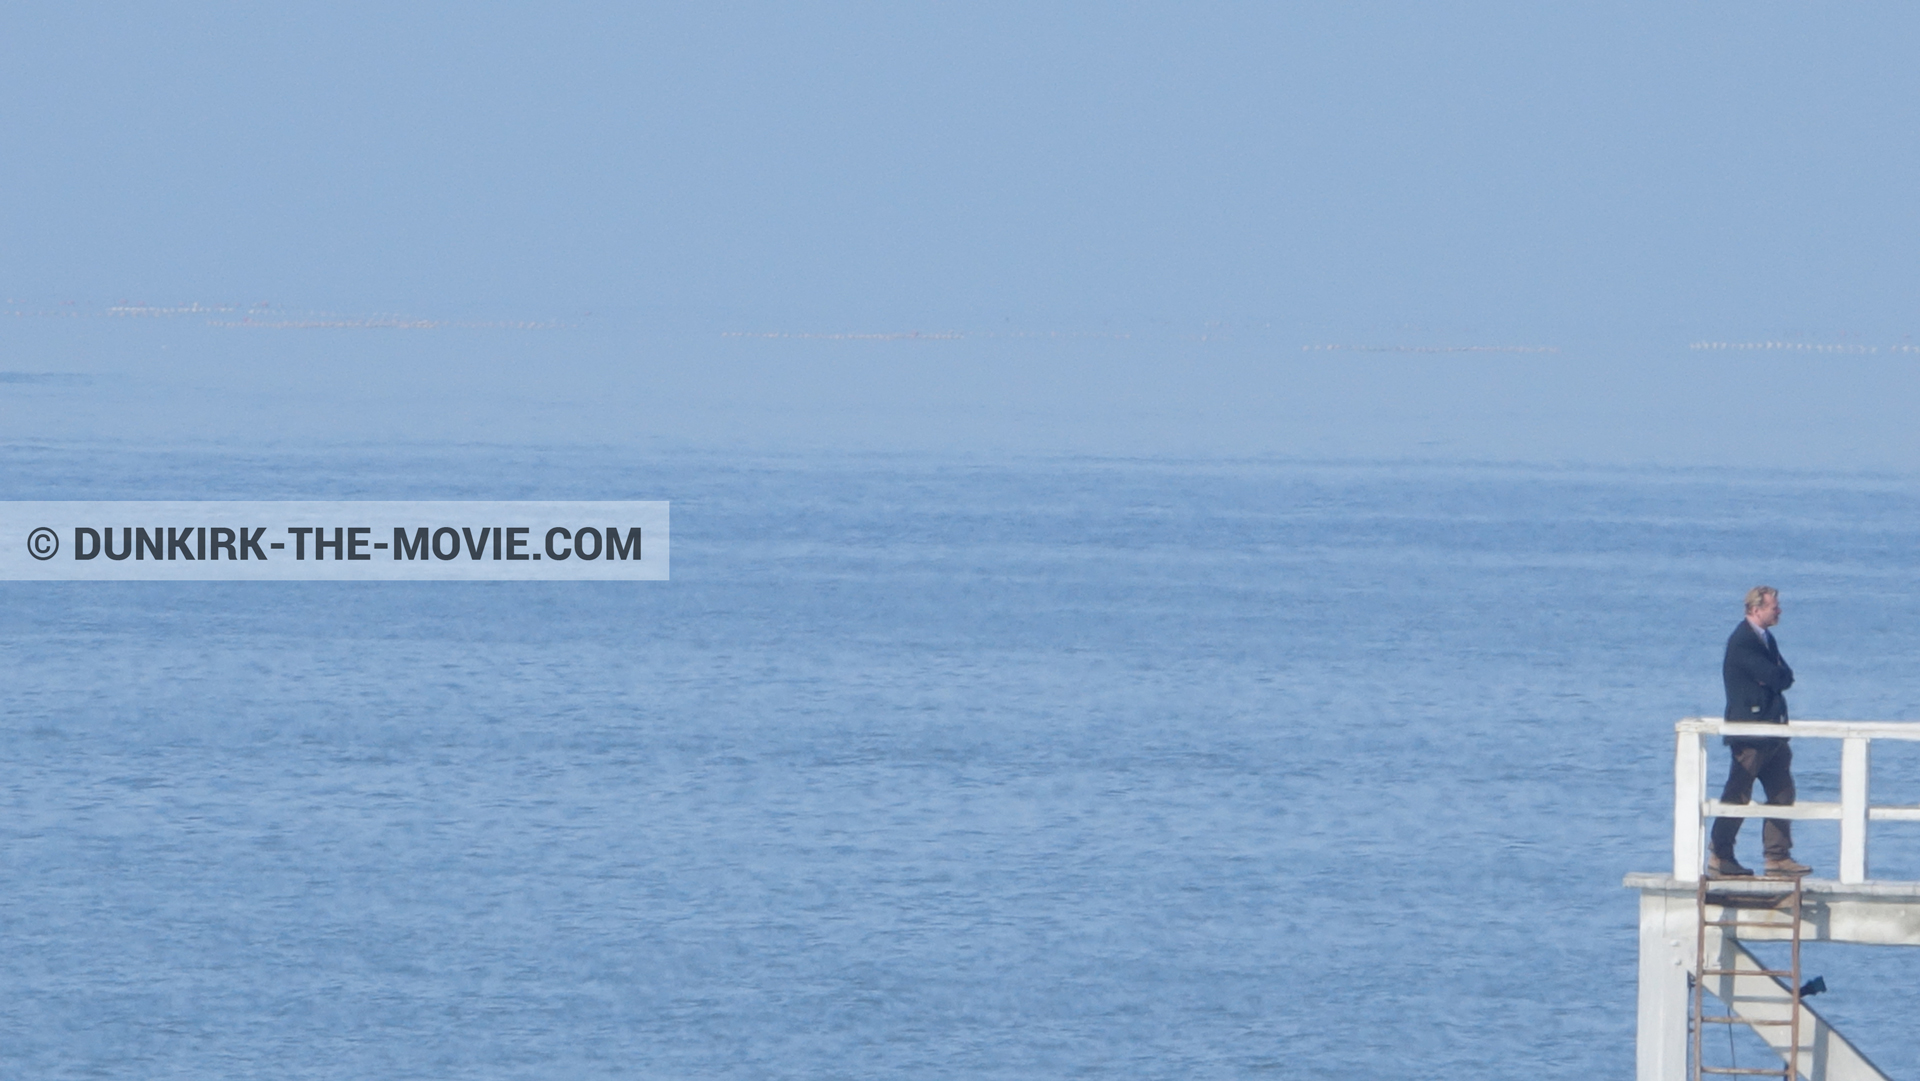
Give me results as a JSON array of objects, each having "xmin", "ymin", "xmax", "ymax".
[{"xmin": 0, "ymin": 502, "xmax": 668, "ymax": 580}]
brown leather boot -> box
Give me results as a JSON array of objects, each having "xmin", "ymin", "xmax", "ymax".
[
  {"xmin": 1765, "ymin": 856, "xmax": 1811, "ymax": 877},
  {"xmin": 1708, "ymin": 854, "xmax": 1754, "ymax": 877}
]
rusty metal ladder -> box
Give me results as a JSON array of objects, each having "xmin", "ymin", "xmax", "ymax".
[{"xmin": 1692, "ymin": 873, "xmax": 1807, "ymax": 1080}]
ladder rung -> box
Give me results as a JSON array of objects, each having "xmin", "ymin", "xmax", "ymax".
[
  {"xmin": 1703, "ymin": 919, "xmax": 1797, "ymax": 928},
  {"xmin": 1699, "ymin": 1068, "xmax": 1792, "ymax": 1076},
  {"xmin": 1700, "ymin": 968, "xmax": 1796, "ymax": 978},
  {"xmin": 1700, "ymin": 1016, "xmax": 1795, "ymax": 1026},
  {"xmin": 1702, "ymin": 892, "xmax": 1803, "ymax": 901}
]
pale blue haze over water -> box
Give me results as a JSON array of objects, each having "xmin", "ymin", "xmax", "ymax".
[
  {"xmin": 8, "ymin": 4, "xmax": 1920, "ymax": 1076},
  {"xmin": 7, "ymin": 439, "xmax": 1920, "ymax": 1078}
]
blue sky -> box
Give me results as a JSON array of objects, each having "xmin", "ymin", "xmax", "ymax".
[{"xmin": 4, "ymin": 5, "xmax": 1918, "ymax": 464}]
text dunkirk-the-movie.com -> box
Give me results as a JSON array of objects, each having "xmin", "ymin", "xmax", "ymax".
[{"xmin": 2, "ymin": 502, "xmax": 669, "ymax": 580}]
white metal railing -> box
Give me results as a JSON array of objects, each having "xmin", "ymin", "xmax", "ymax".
[{"xmin": 1674, "ymin": 718, "xmax": 1920, "ymax": 884}]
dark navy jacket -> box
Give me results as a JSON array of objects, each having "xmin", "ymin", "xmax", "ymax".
[{"xmin": 1723, "ymin": 620, "xmax": 1793, "ymax": 740}]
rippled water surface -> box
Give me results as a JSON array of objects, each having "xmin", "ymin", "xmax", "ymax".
[{"xmin": 6, "ymin": 444, "xmax": 1920, "ymax": 1078}]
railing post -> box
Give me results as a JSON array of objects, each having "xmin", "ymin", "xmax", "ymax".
[
  {"xmin": 1674, "ymin": 725, "xmax": 1704, "ymax": 882},
  {"xmin": 1840, "ymin": 736, "xmax": 1870, "ymax": 884}
]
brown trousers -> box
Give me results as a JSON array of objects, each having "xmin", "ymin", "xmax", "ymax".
[{"xmin": 1709, "ymin": 739, "xmax": 1795, "ymax": 861}]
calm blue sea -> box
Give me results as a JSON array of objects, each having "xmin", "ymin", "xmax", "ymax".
[{"xmin": 5, "ymin": 443, "xmax": 1920, "ymax": 1078}]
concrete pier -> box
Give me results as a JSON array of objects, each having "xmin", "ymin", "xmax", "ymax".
[
  {"xmin": 1628, "ymin": 874, "xmax": 1920, "ymax": 1081},
  {"xmin": 1632, "ymin": 719, "xmax": 1920, "ymax": 1081}
]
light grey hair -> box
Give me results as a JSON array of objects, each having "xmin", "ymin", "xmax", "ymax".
[{"xmin": 1745, "ymin": 586, "xmax": 1778, "ymax": 613}]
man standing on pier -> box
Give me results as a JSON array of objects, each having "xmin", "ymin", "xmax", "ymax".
[{"xmin": 1708, "ymin": 586, "xmax": 1811, "ymax": 878}]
